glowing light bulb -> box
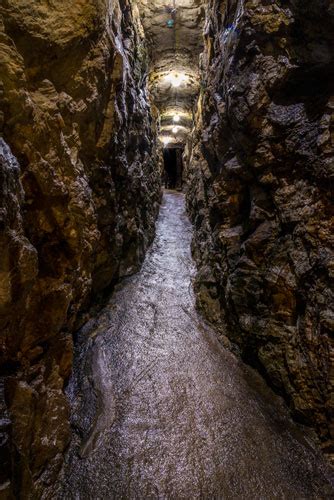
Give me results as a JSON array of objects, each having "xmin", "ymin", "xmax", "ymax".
[
  {"xmin": 161, "ymin": 136, "xmax": 171, "ymax": 146},
  {"xmin": 172, "ymin": 126, "xmax": 178, "ymax": 134},
  {"xmin": 173, "ymin": 115, "xmax": 180, "ymax": 123},
  {"xmin": 165, "ymin": 72, "xmax": 187, "ymax": 88}
]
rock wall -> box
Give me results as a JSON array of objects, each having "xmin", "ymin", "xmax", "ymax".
[
  {"xmin": 0, "ymin": 1, "xmax": 160, "ymax": 496},
  {"xmin": 186, "ymin": 0, "xmax": 334, "ymax": 454}
]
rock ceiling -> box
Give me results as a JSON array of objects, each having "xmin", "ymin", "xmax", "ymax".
[{"xmin": 137, "ymin": 0, "xmax": 206, "ymax": 146}]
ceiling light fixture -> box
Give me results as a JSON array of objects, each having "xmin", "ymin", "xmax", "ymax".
[
  {"xmin": 173, "ymin": 115, "xmax": 180, "ymax": 122},
  {"xmin": 172, "ymin": 126, "xmax": 178, "ymax": 134},
  {"xmin": 161, "ymin": 136, "xmax": 171, "ymax": 146},
  {"xmin": 165, "ymin": 72, "xmax": 187, "ymax": 88}
]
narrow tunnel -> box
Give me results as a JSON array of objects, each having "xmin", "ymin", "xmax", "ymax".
[{"xmin": 0, "ymin": 1, "xmax": 333, "ymax": 498}]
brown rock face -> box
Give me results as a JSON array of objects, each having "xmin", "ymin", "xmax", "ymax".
[
  {"xmin": 185, "ymin": 0, "xmax": 334, "ymax": 453},
  {"xmin": 0, "ymin": 1, "xmax": 160, "ymax": 496}
]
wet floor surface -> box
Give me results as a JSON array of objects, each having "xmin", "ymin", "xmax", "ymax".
[{"xmin": 57, "ymin": 191, "xmax": 334, "ymax": 499}]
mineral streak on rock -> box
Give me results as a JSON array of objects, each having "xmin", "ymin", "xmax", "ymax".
[
  {"xmin": 185, "ymin": 0, "xmax": 334, "ymax": 456},
  {"xmin": 0, "ymin": 1, "xmax": 160, "ymax": 496}
]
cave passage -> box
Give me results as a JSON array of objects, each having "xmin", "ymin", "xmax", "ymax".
[
  {"xmin": 57, "ymin": 191, "xmax": 333, "ymax": 498},
  {"xmin": 163, "ymin": 147, "xmax": 183, "ymax": 190},
  {"xmin": 1, "ymin": 0, "xmax": 333, "ymax": 497}
]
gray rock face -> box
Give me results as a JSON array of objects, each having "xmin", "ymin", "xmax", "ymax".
[
  {"xmin": 185, "ymin": 0, "xmax": 334, "ymax": 455},
  {"xmin": 0, "ymin": 1, "xmax": 160, "ymax": 496}
]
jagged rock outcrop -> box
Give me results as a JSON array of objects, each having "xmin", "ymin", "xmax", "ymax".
[
  {"xmin": 0, "ymin": 1, "xmax": 160, "ymax": 496},
  {"xmin": 186, "ymin": 0, "xmax": 334, "ymax": 455}
]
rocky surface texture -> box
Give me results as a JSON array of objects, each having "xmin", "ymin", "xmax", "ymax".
[
  {"xmin": 0, "ymin": 1, "xmax": 160, "ymax": 496},
  {"xmin": 185, "ymin": 0, "xmax": 334, "ymax": 455}
]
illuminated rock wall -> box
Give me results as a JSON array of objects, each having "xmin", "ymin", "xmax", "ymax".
[
  {"xmin": 0, "ymin": 1, "xmax": 160, "ymax": 496},
  {"xmin": 186, "ymin": 0, "xmax": 334, "ymax": 453}
]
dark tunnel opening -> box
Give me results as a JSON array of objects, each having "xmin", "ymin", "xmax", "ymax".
[{"xmin": 163, "ymin": 147, "xmax": 184, "ymax": 190}]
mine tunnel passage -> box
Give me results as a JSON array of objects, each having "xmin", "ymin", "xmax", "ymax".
[
  {"xmin": 163, "ymin": 146, "xmax": 184, "ymax": 189},
  {"xmin": 2, "ymin": 0, "xmax": 333, "ymax": 497},
  {"xmin": 59, "ymin": 192, "xmax": 333, "ymax": 498}
]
